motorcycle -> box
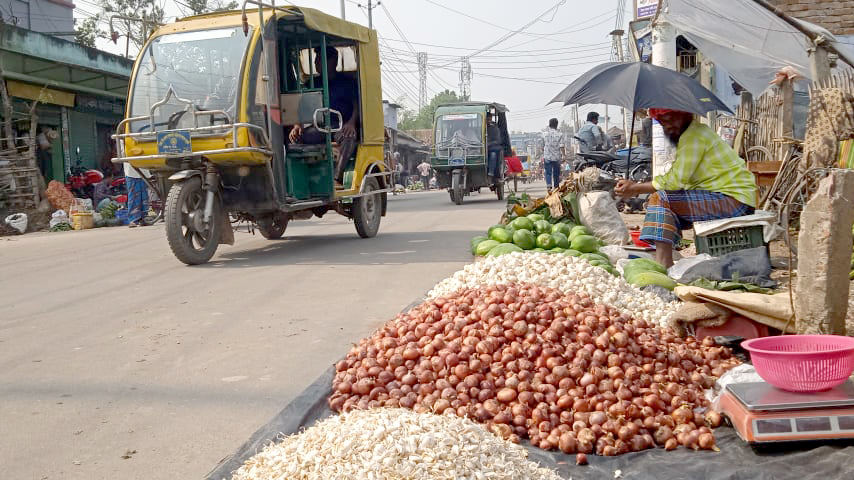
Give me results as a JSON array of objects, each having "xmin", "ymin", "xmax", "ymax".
[
  {"xmin": 573, "ymin": 143, "xmax": 652, "ymax": 183},
  {"xmin": 65, "ymin": 147, "xmax": 104, "ymax": 199}
]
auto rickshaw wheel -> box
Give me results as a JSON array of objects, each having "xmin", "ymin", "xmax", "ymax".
[
  {"xmin": 353, "ymin": 177, "xmax": 382, "ymax": 238},
  {"xmin": 257, "ymin": 213, "xmax": 289, "ymax": 239},
  {"xmin": 451, "ymin": 170, "xmax": 464, "ymax": 205},
  {"xmin": 165, "ymin": 176, "xmax": 221, "ymax": 265}
]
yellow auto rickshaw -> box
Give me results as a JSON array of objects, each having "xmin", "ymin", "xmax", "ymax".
[{"xmin": 113, "ymin": 3, "xmax": 390, "ymax": 264}]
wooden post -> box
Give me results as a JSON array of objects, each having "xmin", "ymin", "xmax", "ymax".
[
  {"xmin": 734, "ymin": 91, "xmax": 753, "ymax": 157},
  {"xmin": 777, "ymin": 77, "xmax": 794, "ymax": 163}
]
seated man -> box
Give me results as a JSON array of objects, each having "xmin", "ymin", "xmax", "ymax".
[
  {"xmin": 615, "ymin": 109, "xmax": 757, "ymax": 268},
  {"xmin": 288, "ymin": 46, "xmax": 359, "ymax": 187}
]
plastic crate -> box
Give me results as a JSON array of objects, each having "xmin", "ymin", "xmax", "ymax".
[{"xmin": 694, "ymin": 224, "xmax": 765, "ymax": 256}]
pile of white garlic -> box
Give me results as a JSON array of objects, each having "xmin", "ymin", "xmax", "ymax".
[
  {"xmin": 428, "ymin": 252, "xmax": 678, "ymax": 326},
  {"xmin": 231, "ymin": 408, "xmax": 564, "ymax": 480}
]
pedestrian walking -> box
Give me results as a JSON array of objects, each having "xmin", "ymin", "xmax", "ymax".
[
  {"xmin": 417, "ymin": 160, "xmax": 432, "ymax": 190},
  {"xmin": 124, "ymin": 162, "xmax": 149, "ymax": 227},
  {"xmin": 541, "ymin": 118, "xmax": 565, "ymax": 190}
]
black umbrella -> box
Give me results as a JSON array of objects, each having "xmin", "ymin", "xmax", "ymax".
[
  {"xmin": 549, "ymin": 61, "xmax": 733, "ymax": 114},
  {"xmin": 549, "ymin": 62, "xmax": 733, "ymax": 179}
]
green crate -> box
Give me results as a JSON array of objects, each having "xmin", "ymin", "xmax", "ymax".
[{"xmin": 694, "ymin": 224, "xmax": 766, "ymax": 257}]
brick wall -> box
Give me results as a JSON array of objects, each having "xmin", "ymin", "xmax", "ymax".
[{"xmin": 767, "ymin": 0, "xmax": 854, "ymax": 35}]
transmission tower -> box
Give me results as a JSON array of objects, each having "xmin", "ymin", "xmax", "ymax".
[
  {"xmin": 417, "ymin": 52, "xmax": 428, "ymax": 112},
  {"xmin": 459, "ymin": 56, "xmax": 472, "ymax": 100}
]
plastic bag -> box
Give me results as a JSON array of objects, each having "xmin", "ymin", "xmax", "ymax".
[
  {"xmin": 49, "ymin": 209, "xmax": 71, "ymax": 229},
  {"xmin": 44, "ymin": 180, "xmax": 75, "ymax": 212},
  {"xmin": 4, "ymin": 213, "xmax": 27, "ymax": 233},
  {"xmin": 707, "ymin": 363, "xmax": 763, "ymax": 411},
  {"xmin": 668, "ymin": 253, "xmax": 715, "ymax": 282},
  {"xmin": 599, "ymin": 245, "xmax": 631, "ymax": 265},
  {"xmin": 578, "ymin": 191, "xmax": 630, "ymax": 245}
]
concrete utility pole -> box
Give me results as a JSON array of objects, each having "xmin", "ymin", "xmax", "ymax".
[
  {"xmin": 808, "ymin": 39, "xmax": 832, "ymax": 84},
  {"xmin": 418, "ymin": 52, "xmax": 428, "ymax": 112},
  {"xmin": 650, "ymin": 19, "xmax": 677, "ymax": 176},
  {"xmin": 366, "ymin": 0, "xmax": 380, "ymax": 29},
  {"xmin": 340, "ymin": 0, "xmax": 346, "ymax": 19}
]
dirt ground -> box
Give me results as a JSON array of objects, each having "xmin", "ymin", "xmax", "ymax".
[{"xmin": 0, "ymin": 206, "xmax": 52, "ymax": 236}]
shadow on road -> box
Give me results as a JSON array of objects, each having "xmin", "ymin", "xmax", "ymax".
[{"xmin": 203, "ymin": 229, "xmax": 482, "ymax": 268}]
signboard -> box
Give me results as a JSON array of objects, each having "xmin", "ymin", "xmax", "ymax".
[
  {"xmin": 157, "ymin": 130, "xmax": 192, "ymax": 155},
  {"xmin": 635, "ymin": 0, "xmax": 659, "ymax": 19}
]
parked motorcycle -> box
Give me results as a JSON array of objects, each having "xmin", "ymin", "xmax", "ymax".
[
  {"xmin": 65, "ymin": 147, "xmax": 104, "ymax": 199},
  {"xmin": 573, "ymin": 145, "xmax": 652, "ymax": 183}
]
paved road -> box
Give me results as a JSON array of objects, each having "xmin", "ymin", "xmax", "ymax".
[{"xmin": 0, "ymin": 183, "xmax": 546, "ymax": 480}]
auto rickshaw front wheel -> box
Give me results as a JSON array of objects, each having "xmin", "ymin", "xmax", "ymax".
[
  {"xmin": 451, "ymin": 170, "xmax": 464, "ymax": 205},
  {"xmin": 165, "ymin": 176, "xmax": 221, "ymax": 265},
  {"xmin": 353, "ymin": 177, "xmax": 382, "ymax": 238}
]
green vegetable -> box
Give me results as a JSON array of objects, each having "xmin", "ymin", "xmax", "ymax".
[
  {"xmin": 624, "ymin": 258, "xmax": 667, "ymax": 275},
  {"xmin": 470, "ymin": 236, "xmax": 489, "ymax": 255},
  {"xmin": 533, "ymin": 220, "xmax": 552, "ymax": 235},
  {"xmin": 549, "ymin": 247, "xmax": 565, "ymax": 253},
  {"xmin": 601, "ymin": 265, "xmax": 619, "ymax": 276},
  {"xmin": 570, "ymin": 234, "xmax": 599, "ymax": 253},
  {"xmin": 526, "ymin": 213, "xmax": 544, "ymax": 223},
  {"xmin": 551, "ymin": 232, "xmax": 570, "ymax": 249},
  {"xmin": 563, "ymin": 249, "xmax": 582, "ymax": 257},
  {"xmin": 510, "ymin": 217, "xmax": 535, "ymax": 231},
  {"xmin": 475, "ymin": 240, "xmax": 501, "ymax": 256},
  {"xmin": 551, "ymin": 223, "xmax": 573, "ymax": 236},
  {"xmin": 512, "ymin": 229, "xmax": 537, "ymax": 250},
  {"xmin": 486, "ymin": 243, "xmax": 524, "ymax": 256},
  {"xmin": 629, "ymin": 271, "xmax": 677, "ymax": 290},
  {"xmin": 488, "ymin": 224, "xmax": 506, "ymax": 236},
  {"xmin": 489, "ymin": 227, "xmax": 513, "ymax": 244},
  {"xmin": 536, "ymin": 233, "xmax": 556, "ymax": 249},
  {"xmin": 580, "ymin": 252, "xmax": 610, "ymax": 265}
]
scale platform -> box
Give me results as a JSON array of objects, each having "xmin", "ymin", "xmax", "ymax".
[{"xmin": 719, "ymin": 380, "xmax": 854, "ymax": 443}]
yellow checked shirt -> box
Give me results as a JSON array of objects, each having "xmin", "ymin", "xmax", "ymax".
[{"xmin": 651, "ymin": 120, "xmax": 757, "ymax": 207}]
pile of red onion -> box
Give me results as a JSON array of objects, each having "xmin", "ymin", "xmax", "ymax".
[{"xmin": 329, "ymin": 284, "xmax": 738, "ymax": 456}]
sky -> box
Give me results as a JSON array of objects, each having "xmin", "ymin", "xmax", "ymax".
[{"xmin": 73, "ymin": 0, "xmax": 634, "ymax": 133}]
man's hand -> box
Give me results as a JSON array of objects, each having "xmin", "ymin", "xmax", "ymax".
[
  {"xmin": 339, "ymin": 121, "xmax": 356, "ymax": 139},
  {"xmin": 614, "ymin": 179, "xmax": 637, "ymax": 198},
  {"xmin": 289, "ymin": 123, "xmax": 303, "ymax": 143}
]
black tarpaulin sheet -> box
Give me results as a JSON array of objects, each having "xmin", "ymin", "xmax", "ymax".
[{"xmin": 206, "ymin": 366, "xmax": 854, "ymax": 480}]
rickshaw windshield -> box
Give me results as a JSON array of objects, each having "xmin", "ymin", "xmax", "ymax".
[
  {"xmin": 435, "ymin": 113, "xmax": 482, "ymax": 146},
  {"xmin": 128, "ymin": 26, "xmax": 252, "ymax": 133}
]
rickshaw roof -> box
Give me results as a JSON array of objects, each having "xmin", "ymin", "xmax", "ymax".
[
  {"xmin": 166, "ymin": 6, "xmax": 373, "ymax": 43},
  {"xmin": 436, "ymin": 102, "xmax": 509, "ymax": 113}
]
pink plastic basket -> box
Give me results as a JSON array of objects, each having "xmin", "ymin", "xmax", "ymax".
[{"xmin": 742, "ymin": 335, "xmax": 854, "ymax": 392}]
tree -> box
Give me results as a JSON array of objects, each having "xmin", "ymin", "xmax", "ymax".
[
  {"xmin": 75, "ymin": 17, "xmax": 100, "ymax": 48},
  {"xmin": 398, "ymin": 89, "xmax": 465, "ymax": 131},
  {"xmin": 186, "ymin": 0, "xmax": 239, "ymax": 15},
  {"xmin": 92, "ymin": 0, "xmax": 165, "ymax": 53}
]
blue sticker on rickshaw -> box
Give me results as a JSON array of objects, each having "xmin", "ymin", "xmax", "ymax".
[{"xmin": 157, "ymin": 130, "xmax": 192, "ymax": 155}]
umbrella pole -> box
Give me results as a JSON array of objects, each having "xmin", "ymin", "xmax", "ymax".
[{"xmin": 627, "ymin": 110, "xmax": 636, "ymax": 179}]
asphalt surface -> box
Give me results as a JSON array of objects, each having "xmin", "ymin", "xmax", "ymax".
[{"xmin": 0, "ymin": 183, "xmax": 547, "ymax": 480}]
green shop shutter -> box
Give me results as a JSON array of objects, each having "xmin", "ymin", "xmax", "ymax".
[{"xmin": 68, "ymin": 111, "xmax": 97, "ymax": 170}]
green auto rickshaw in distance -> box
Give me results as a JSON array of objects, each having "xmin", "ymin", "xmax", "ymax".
[{"xmin": 430, "ymin": 102, "xmax": 511, "ymax": 205}]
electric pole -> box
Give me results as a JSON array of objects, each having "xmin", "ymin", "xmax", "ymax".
[
  {"xmin": 366, "ymin": 0, "xmax": 380, "ymax": 29},
  {"xmin": 417, "ymin": 52, "xmax": 428, "ymax": 113},
  {"xmin": 340, "ymin": 0, "xmax": 345, "ymax": 19}
]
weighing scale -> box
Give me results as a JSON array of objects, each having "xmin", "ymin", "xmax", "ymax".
[{"xmin": 719, "ymin": 380, "xmax": 854, "ymax": 443}]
